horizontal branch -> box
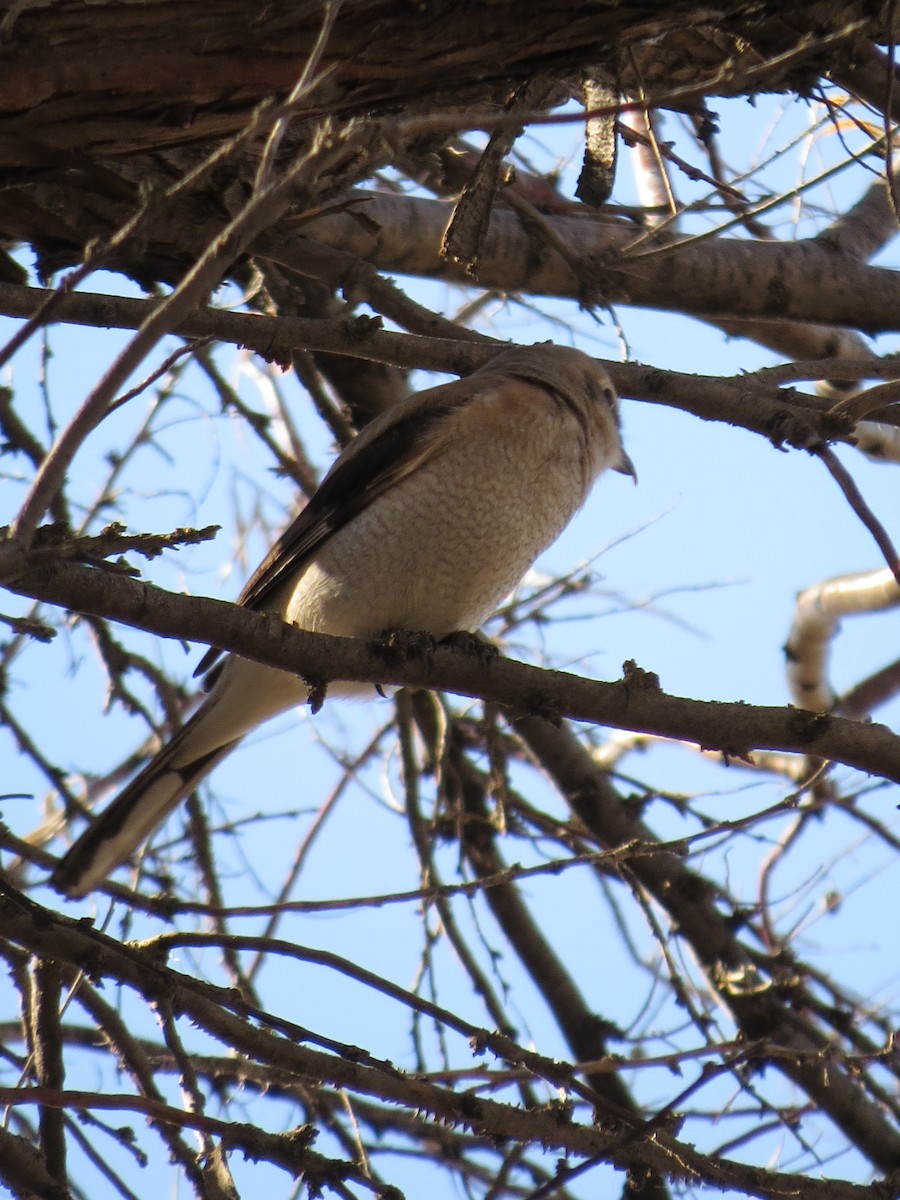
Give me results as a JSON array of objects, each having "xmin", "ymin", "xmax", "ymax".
[
  {"xmin": 0, "ymin": 2, "xmax": 888, "ymax": 159},
  {"xmin": 0, "ymin": 281, "xmax": 846, "ymax": 450},
  {"xmin": 292, "ymin": 190, "xmax": 900, "ymax": 333},
  {"xmin": 4, "ymin": 537, "xmax": 900, "ymax": 785},
  {"xmin": 0, "ymin": 280, "xmax": 485, "ymax": 376}
]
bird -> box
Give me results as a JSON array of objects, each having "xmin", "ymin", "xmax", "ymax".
[{"xmin": 51, "ymin": 343, "xmax": 634, "ymax": 897}]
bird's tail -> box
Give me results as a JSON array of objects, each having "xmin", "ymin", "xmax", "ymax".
[
  {"xmin": 51, "ymin": 657, "xmax": 307, "ymax": 897},
  {"xmin": 50, "ymin": 727, "xmax": 239, "ymax": 898}
]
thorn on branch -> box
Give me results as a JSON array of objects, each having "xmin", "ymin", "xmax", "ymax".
[
  {"xmin": 786, "ymin": 707, "xmax": 833, "ymax": 744},
  {"xmin": 621, "ymin": 659, "xmax": 661, "ymax": 693}
]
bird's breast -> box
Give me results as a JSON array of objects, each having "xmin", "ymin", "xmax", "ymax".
[{"xmin": 287, "ymin": 403, "xmax": 593, "ymax": 640}]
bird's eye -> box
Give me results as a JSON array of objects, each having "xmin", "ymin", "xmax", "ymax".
[{"xmin": 589, "ymin": 376, "xmax": 617, "ymax": 412}]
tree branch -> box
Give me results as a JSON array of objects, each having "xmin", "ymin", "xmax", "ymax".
[
  {"xmin": 0, "ymin": 883, "xmax": 892, "ymax": 1200},
  {"xmin": 289, "ymin": 190, "xmax": 900, "ymax": 332},
  {"xmin": 3, "ymin": 541, "xmax": 900, "ymax": 786},
  {"xmin": 0, "ymin": 281, "xmax": 858, "ymax": 450}
]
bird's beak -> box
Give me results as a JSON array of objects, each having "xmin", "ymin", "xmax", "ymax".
[{"xmin": 613, "ymin": 449, "xmax": 637, "ymax": 483}]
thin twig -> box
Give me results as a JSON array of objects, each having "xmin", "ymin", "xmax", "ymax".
[{"xmin": 812, "ymin": 443, "xmax": 900, "ymax": 586}]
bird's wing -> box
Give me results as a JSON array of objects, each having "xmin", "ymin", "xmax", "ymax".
[{"xmin": 194, "ymin": 381, "xmax": 468, "ymax": 677}]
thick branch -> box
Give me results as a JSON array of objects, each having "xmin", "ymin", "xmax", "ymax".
[
  {"xmin": 292, "ymin": 191, "xmax": 900, "ymax": 332},
  {"xmin": 3, "ymin": 546, "xmax": 900, "ymax": 785},
  {"xmin": 0, "ymin": 2, "xmax": 890, "ymax": 157}
]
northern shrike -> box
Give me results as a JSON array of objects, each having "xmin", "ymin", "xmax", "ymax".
[{"xmin": 51, "ymin": 343, "xmax": 634, "ymax": 896}]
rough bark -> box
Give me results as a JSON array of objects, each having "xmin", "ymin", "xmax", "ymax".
[{"xmin": 0, "ymin": 2, "xmax": 896, "ymax": 279}]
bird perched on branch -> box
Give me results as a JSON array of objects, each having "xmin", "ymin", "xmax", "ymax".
[{"xmin": 51, "ymin": 343, "xmax": 634, "ymax": 897}]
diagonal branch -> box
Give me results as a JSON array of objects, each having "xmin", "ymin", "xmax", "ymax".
[{"xmin": 0, "ymin": 881, "xmax": 892, "ymax": 1200}]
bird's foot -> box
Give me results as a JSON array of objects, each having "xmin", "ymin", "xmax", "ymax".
[
  {"xmin": 372, "ymin": 627, "xmax": 437, "ymax": 667},
  {"xmin": 306, "ymin": 677, "xmax": 329, "ymax": 714},
  {"xmin": 440, "ymin": 630, "xmax": 500, "ymax": 668}
]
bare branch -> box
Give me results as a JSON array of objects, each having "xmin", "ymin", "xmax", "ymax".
[{"xmin": 4, "ymin": 547, "xmax": 900, "ymax": 786}]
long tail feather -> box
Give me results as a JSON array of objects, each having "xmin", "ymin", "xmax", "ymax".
[{"xmin": 51, "ymin": 657, "xmax": 307, "ymax": 897}]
